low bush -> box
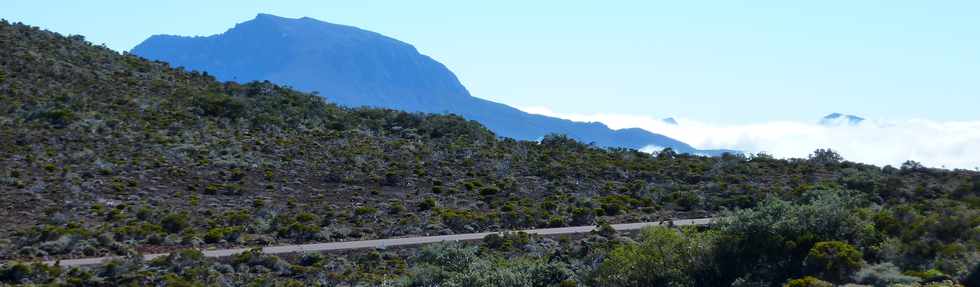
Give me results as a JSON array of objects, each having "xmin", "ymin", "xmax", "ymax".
[
  {"xmin": 160, "ymin": 213, "xmax": 190, "ymax": 234},
  {"xmin": 588, "ymin": 227, "xmax": 718, "ymax": 287},
  {"xmin": 803, "ymin": 241, "xmax": 864, "ymax": 283},
  {"xmin": 852, "ymin": 263, "xmax": 920, "ymax": 287},
  {"xmin": 418, "ymin": 198, "xmax": 437, "ymax": 211},
  {"xmin": 784, "ymin": 276, "xmax": 832, "ymax": 287}
]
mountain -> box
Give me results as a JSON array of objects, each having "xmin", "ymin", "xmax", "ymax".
[
  {"xmin": 0, "ymin": 19, "xmax": 757, "ymax": 264},
  {"xmin": 819, "ymin": 113, "xmax": 865, "ymax": 126},
  {"xmin": 2, "ymin": 20, "xmax": 975, "ymax": 286},
  {"xmin": 131, "ymin": 14, "xmax": 728, "ymax": 155},
  {"xmin": 3, "ymin": 19, "xmax": 723, "ymax": 262},
  {"xmin": 662, "ymin": 117, "xmax": 680, "ymax": 125}
]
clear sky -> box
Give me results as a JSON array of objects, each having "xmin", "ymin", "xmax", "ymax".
[{"xmin": 5, "ymin": 1, "xmax": 979, "ymax": 123}]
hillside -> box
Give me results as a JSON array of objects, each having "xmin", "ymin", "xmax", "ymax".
[
  {"xmin": 131, "ymin": 14, "xmax": 729, "ymax": 155},
  {"xmin": 0, "ymin": 20, "xmax": 977, "ymax": 286}
]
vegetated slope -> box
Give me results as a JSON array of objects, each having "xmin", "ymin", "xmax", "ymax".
[
  {"xmin": 0, "ymin": 20, "xmax": 978, "ymax": 287},
  {"xmin": 131, "ymin": 14, "xmax": 730, "ymax": 155}
]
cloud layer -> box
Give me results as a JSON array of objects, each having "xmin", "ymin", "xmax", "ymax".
[{"xmin": 520, "ymin": 106, "xmax": 980, "ymax": 170}]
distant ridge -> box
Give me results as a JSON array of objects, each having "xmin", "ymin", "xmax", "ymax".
[
  {"xmin": 819, "ymin": 113, "xmax": 865, "ymax": 126},
  {"xmin": 132, "ymin": 14, "xmax": 731, "ymax": 155}
]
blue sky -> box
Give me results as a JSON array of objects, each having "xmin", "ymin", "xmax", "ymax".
[
  {"xmin": 5, "ymin": 1, "xmax": 980, "ymax": 168},
  {"xmin": 5, "ymin": 1, "xmax": 979, "ymax": 123}
]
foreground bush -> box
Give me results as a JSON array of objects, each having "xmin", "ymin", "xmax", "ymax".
[
  {"xmin": 803, "ymin": 241, "xmax": 864, "ymax": 283},
  {"xmin": 714, "ymin": 191, "xmax": 876, "ymax": 284},
  {"xmin": 784, "ymin": 276, "xmax": 832, "ymax": 287},
  {"xmin": 588, "ymin": 227, "xmax": 718, "ymax": 287},
  {"xmin": 401, "ymin": 243, "xmax": 574, "ymax": 287}
]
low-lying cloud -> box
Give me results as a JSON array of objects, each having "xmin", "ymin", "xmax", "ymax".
[{"xmin": 520, "ymin": 106, "xmax": 980, "ymax": 170}]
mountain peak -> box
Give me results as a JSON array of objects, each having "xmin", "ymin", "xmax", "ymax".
[
  {"xmin": 250, "ymin": 13, "xmax": 322, "ymax": 25},
  {"xmin": 131, "ymin": 16, "xmax": 725, "ymax": 155},
  {"xmin": 820, "ymin": 113, "xmax": 865, "ymax": 126},
  {"xmin": 254, "ymin": 13, "xmax": 284, "ymax": 20}
]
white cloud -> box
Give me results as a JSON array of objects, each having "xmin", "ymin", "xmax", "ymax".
[{"xmin": 519, "ymin": 106, "xmax": 980, "ymax": 170}]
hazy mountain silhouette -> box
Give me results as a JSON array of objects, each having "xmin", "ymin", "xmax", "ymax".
[
  {"xmin": 819, "ymin": 113, "xmax": 865, "ymax": 126},
  {"xmin": 132, "ymin": 14, "xmax": 729, "ymax": 155}
]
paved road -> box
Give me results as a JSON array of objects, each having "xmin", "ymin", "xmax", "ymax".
[{"xmin": 39, "ymin": 217, "xmax": 715, "ymax": 267}]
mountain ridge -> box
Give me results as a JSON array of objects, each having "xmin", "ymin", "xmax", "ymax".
[
  {"xmin": 819, "ymin": 113, "xmax": 865, "ymax": 126},
  {"xmin": 132, "ymin": 14, "xmax": 731, "ymax": 155}
]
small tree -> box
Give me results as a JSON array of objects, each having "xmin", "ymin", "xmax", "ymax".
[
  {"xmin": 808, "ymin": 149, "xmax": 843, "ymax": 165},
  {"xmin": 900, "ymin": 160, "xmax": 925, "ymax": 172}
]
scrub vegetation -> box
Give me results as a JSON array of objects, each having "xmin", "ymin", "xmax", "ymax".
[{"xmin": 0, "ymin": 20, "xmax": 976, "ymax": 286}]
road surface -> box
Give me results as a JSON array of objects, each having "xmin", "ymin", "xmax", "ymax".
[{"xmin": 38, "ymin": 217, "xmax": 715, "ymax": 267}]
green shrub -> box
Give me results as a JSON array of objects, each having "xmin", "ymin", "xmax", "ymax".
[
  {"xmin": 784, "ymin": 276, "xmax": 832, "ymax": 287},
  {"xmin": 570, "ymin": 207, "xmax": 595, "ymax": 225},
  {"xmin": 589, "ymin": 227, "xmax": 718, "ymax": 287},
  {"xmin": 418, "ymin": 198, "xmax": 437, "ymax": 211},
  {"xmin": 135, "ymin": 207, "xmax": 153, "ymax": 221},
  {"xmin": 415, "ymin": 243, "xmax": 478, "ymax": 273},
  {"xmin": 439, "ymin": 209, "xmax": 488, "ymax": 231},
  {"xmin": 714, "ymin": 191, "xmax": 876, "ymax": 284},
  {"xmin": 203, "ymin": 184, "xmax": 221, "ymax": 194},
  {"xmin": 222, "ymin": 210, "xmax": 252, "ymax": 226},
  {"xmin": 194, "ymin": 93, "xmax": 244, "ymax": 118},
  {"xmin": 160, "ymin": 213, "xmax": 190, "ymax": 234},
  {"xmin": 29, "ymin": 107, "xmax": 75, "ymax": 128},
  {"xmin": 673, "ymin": 192, "xmax": 701, "ymax": 210},
  {"xmin": 354, "ymin": 207, "xmax": 377, "ymax": 216},
  {"xmin": 0, "ymin": 263, "xmax": 32, "ymax": 283},
  {"xmin": 203, "ymin": 228, "xmax": 224, "ymax": 244},
  {"xmin": 298, "ymin": 252, "xmax": 324, "ymax": 267},
  {"xmin": 203, "ymin": 183, "xmax": 242, "ymax": 195},
  {"xmin": 389, "ymin": 203, "xmax": 406, "ymax": 215},
  {"xmin": 546, "ymin": 216, "xmax": 565, "ymax": 227},
  {"xmin": 295, "ymin": 212, "xmax": 316, "ymax": 223},
  {"xmin": 482, "ymin": 232, "xmax": 531, "ymax": 251},
  {"xmin": 278, "ymin": 222, "xmax": 320, "ymax": 240},
  {"xmin": 478, "ymin": 186, "xmax": 500, "ymax": 197},
  {"xmin": 600, "ymin": 202, "xmax": 623, "ymax": 216},
  {"xmin": 803, "ymin": 241, "xmax": 864, "ymax": 283},
  {"xmin": 112, "ymin": 222, "xmax": 164, "ymax": 241},
  {"xmin": 407, "ymin": 243, "xmax": 573, "ymax": 286},
  {"xmin": 203, "ymin": 227, "xmax": 241, "ymax": 243},
  {"xmin": 905, "ymin": 269, "xmax": 949, "ymax": 282}
]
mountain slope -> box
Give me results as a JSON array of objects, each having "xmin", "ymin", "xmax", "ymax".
[
  {"xmin": 131, "ymin": 14, "xmax": 726, "ymax": 155},
  {"xmin": 1, "ymin": 20, "xmax": 976, "ymax": 286},
  {"xmin": 2, "ymin": 18, "xmax": 741, "ymax": 262}
]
